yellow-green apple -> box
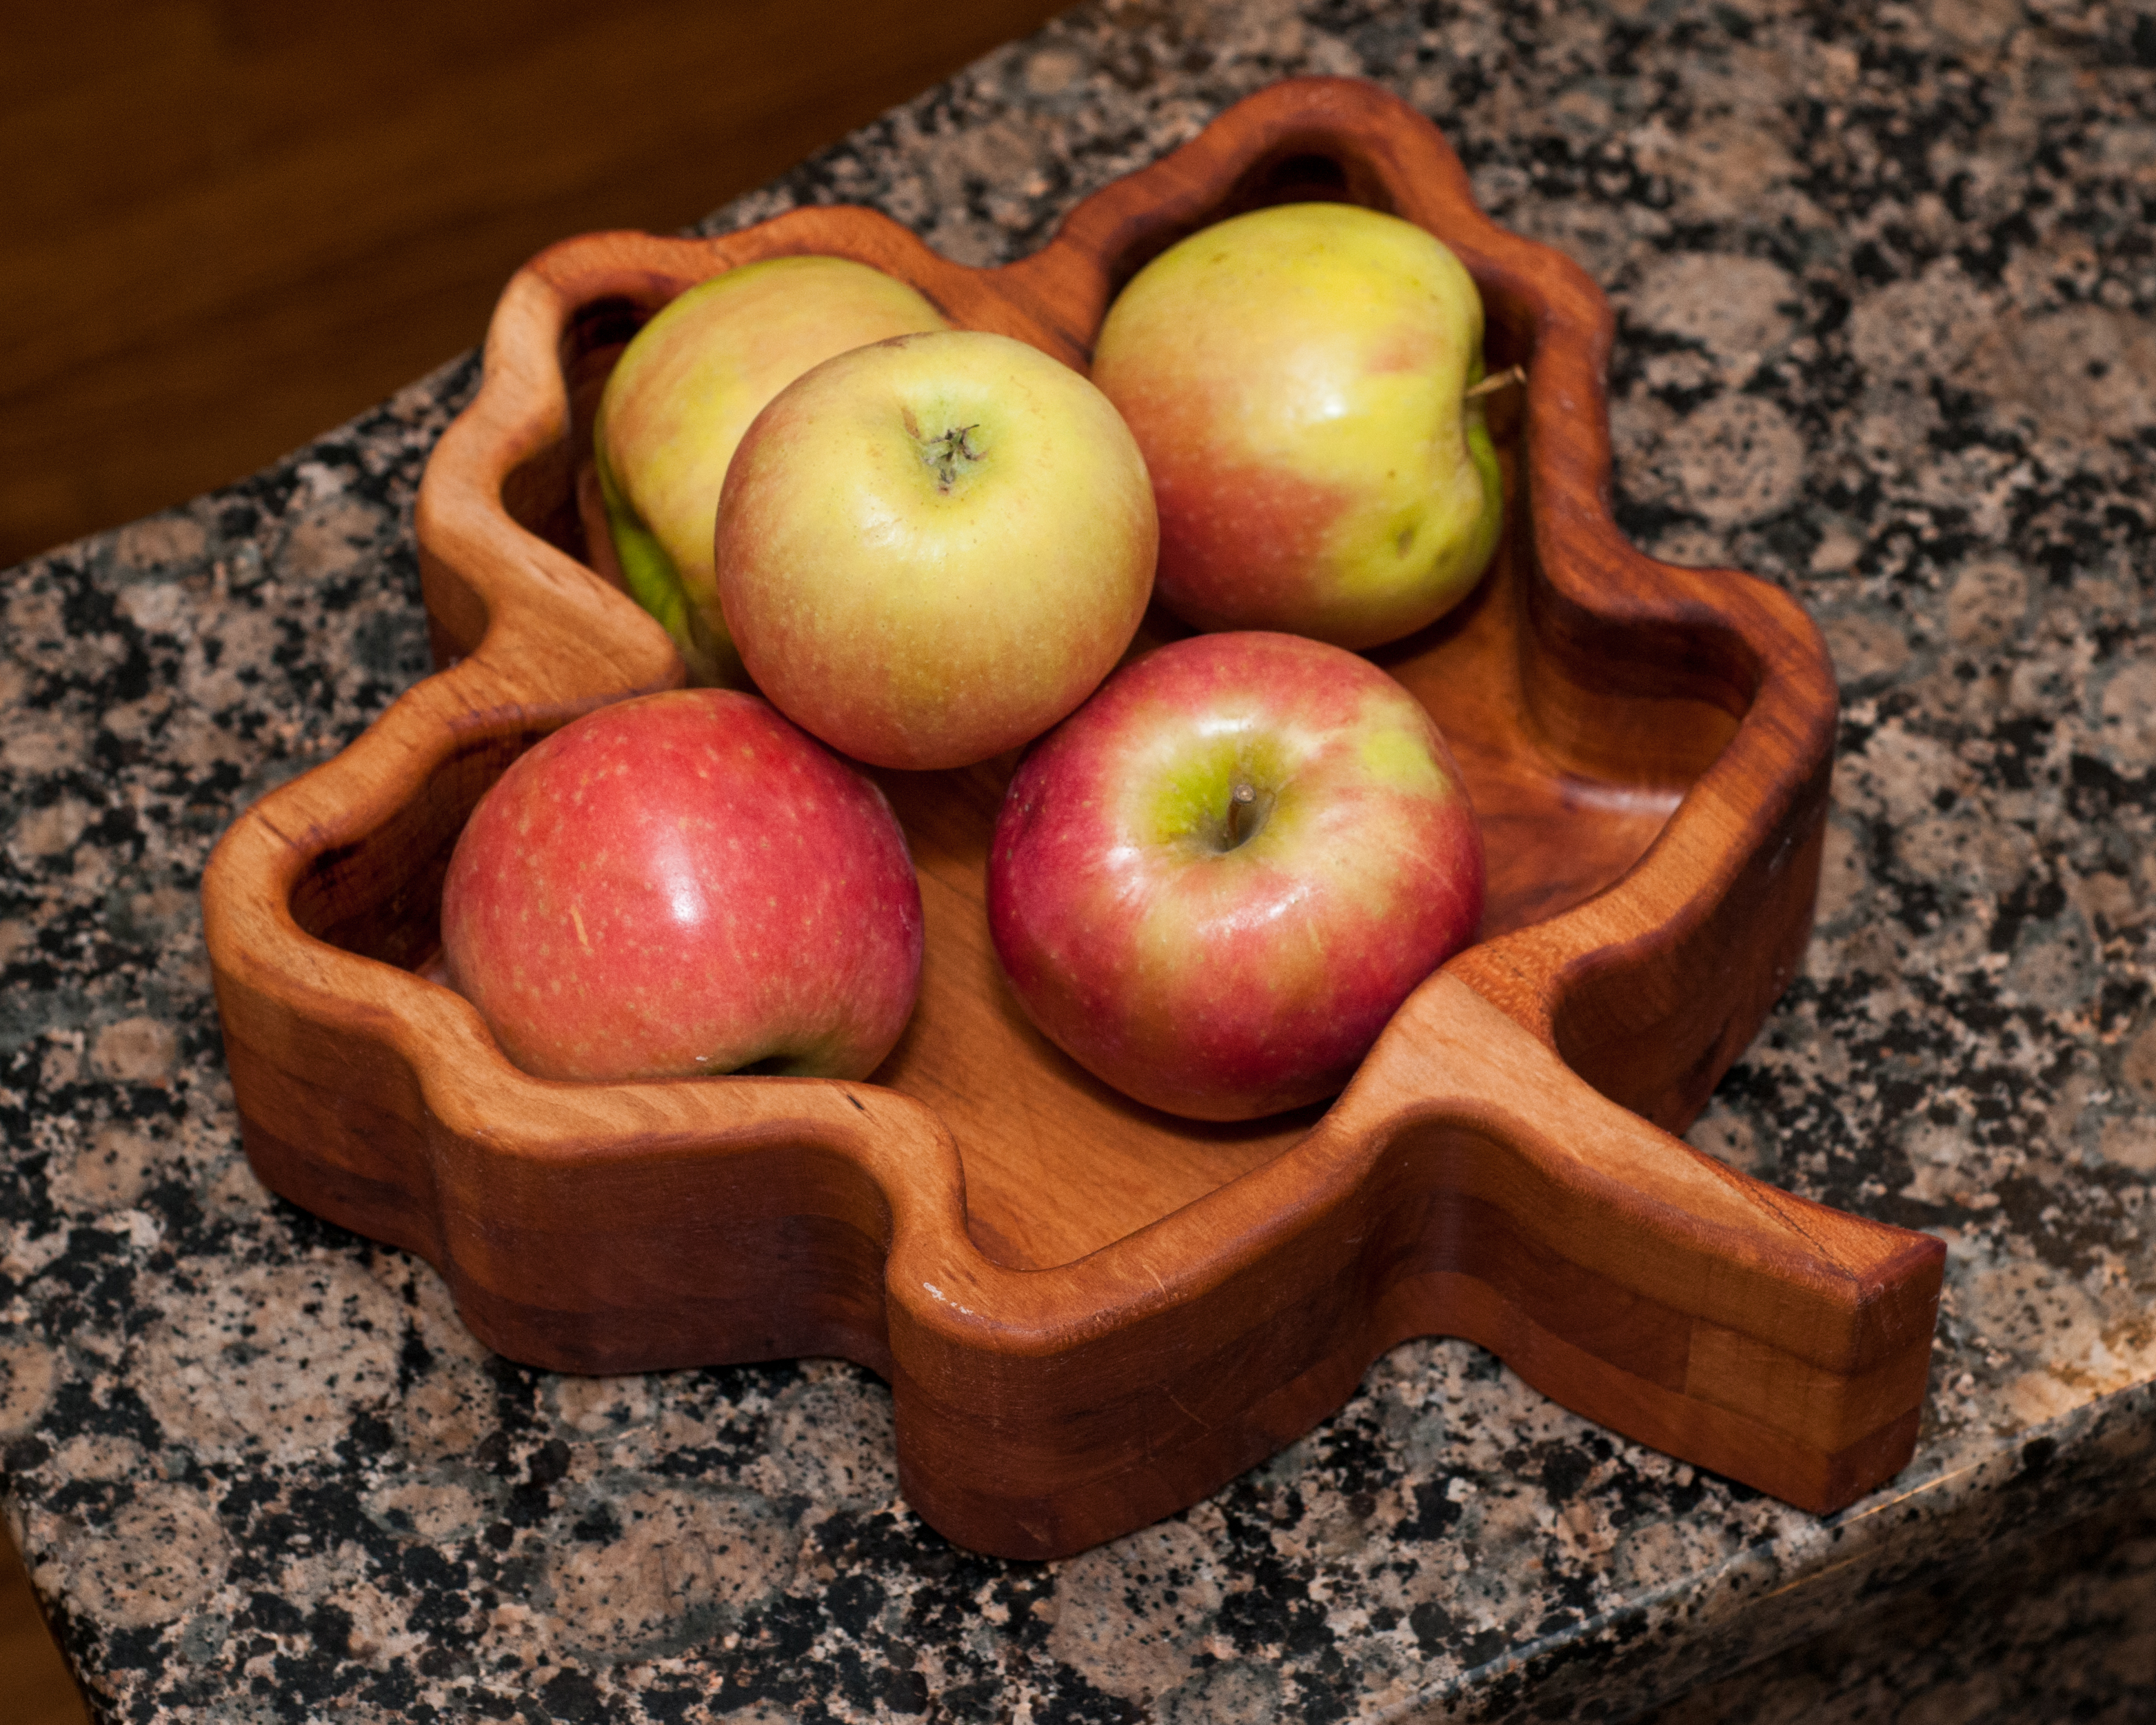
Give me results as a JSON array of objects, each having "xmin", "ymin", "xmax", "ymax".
[
  {"xmin": 987, "ymin": 631, "xmax": 1483, "ymax": 1121},
  {"xmin": 1089, "ymin": 202, "xmax": 1502, "ymax": 649},
  {"xmin": 593, "ymin": 256, "xmax": 947, "ymax": 685},
  {"xmin": 441, "ymin": 688, "xmax": 922, "ymax": 1082},
  {"xmin": 715, "ymin": 329, "xmax": 1157, "ymax": 771}
]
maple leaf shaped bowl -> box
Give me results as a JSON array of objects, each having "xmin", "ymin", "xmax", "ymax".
[{"xmin": 201, "ymin": 77, "xmax": 1944, "ymax": 1560}]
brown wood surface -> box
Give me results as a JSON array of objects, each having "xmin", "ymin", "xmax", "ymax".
[
  {"xmin": 0, "ymin": 1519, "xmax": 84, "ymax": 1725},
  {"xmin": 0, "ymin": 0, "xmax": 1067, "ymax": 570},
  {"xmin": 201, "ymin": 78, "xmax": 1946, "ymax": 1560}
]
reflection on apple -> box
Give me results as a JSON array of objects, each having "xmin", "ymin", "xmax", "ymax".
[
  {"xmin": 594, "ymin": 256, "xmax": 947, "ymax": 686},
  {"xmin": 1091, "ymin": 202, "xmax": 1504, "ymax": 650},
  {"xmin": 442, "ymin": 689, "xmax": 923, "ymax": 1083},
  {"xmin": 717, "ymin": 330, "xmax": 1157, "ymax": 771},
  {"xmin": 987, "ymin": 631, "xmax": 1484, "ymax": 1121}
]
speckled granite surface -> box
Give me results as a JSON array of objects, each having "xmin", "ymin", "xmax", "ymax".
[{"xmin": 6, "ymin": 0, "xmax": 2155, "ymax": 1719}]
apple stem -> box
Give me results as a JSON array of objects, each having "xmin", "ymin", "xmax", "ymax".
[
  {"xmin": 1225, "ymin": 778, "xmax": 1261, "ymax": 849},
  {"xmin": 1464, "ymin": 363, "xmax": 1527, "ymax": 401}
]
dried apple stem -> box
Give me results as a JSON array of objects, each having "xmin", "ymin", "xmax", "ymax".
[{"xmin": 1464, "ymin": 363, "xmax": 1527, "ymax": 401}]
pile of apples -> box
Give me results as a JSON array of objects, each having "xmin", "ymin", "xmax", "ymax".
[{"xmin": 443, "ymin": 203, "xmax": 1502, "ymax": 1122}]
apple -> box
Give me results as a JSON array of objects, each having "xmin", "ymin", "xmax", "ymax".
[
  {"xmin": 441, "ymin": 688, "xmax": 923, "ymax": 1083},
  {"xmin": 593, "ymin": 255, "xmax": 948, "ymax": 686},
  {"xmin": 1089, "ymin": 201, "xmax": 1504, "ymax": 650},
  {"xmin": 715, "ymin": 329, "xmax": 1158, "ymax": 771},
  {"xmin": 986, "ymin": 631, "xmax": 1484, "ymax": 1121}
]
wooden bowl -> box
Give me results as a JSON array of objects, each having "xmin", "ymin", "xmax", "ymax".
[{"xmin": 202, "ymin": 78, "xmax": 1944, "ymax": 1560}]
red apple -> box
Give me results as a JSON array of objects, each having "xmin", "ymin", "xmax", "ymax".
[
  {"xmin": 1090, "ymin": 202, "xmax": 1503, "ymax": 649},
  {"xmin": 715, "ymin": 329, "xmax": 1157, "ymax": 771},
  {"xmin": 987, "ymin": 632, "xmax": 1484, "ymax": 1121},
  {"xmin": 441, "ymin": 689, "xmax": 922, "ymax": 1082}
]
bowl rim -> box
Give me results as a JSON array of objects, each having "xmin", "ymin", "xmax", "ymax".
[{"xmin": 202, "ymin": 76, "xmax": 1942, "ymax": 1559}]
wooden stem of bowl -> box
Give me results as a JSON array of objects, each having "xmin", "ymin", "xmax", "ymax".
[{"xmin": 202, "ymin": 77, "xmax": 1944, "ymax": 1560}]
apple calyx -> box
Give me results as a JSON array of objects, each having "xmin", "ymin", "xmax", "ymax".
[{"xmin": 903, "ymin": 407, "xmax": 987, "ymax": 492}]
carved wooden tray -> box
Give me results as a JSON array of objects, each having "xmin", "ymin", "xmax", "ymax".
[{"xmin": 201, "ymin": 77, "xmax": 1944, "ymax": 1560}]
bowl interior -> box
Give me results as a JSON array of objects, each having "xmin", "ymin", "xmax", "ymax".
[{"xmin": 304, "ymin": 156, "xmax": 1750, "ymax": 1273}]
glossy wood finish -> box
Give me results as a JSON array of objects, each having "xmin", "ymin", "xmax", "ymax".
[{"xmin": 201, "ymin": 79, "xmax": 1945, "ymax": 1560}]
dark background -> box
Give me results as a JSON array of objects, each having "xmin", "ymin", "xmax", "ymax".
[
  {"xmin": 0, "ymin": 0, "xmax": 1067, "ymax": 570},
  {"xmin": 0, "ymin": 2, "xmax": 1065, "ymax": 1714}
]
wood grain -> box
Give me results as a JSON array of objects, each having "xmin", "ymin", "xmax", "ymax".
[
  {"xmin": 0, "ymin": 0, "xmax": 1067, "ymax": 569},
  {"xmin": 201, "ymin": 78, "xmax": 1946, "ymax": 1560}
]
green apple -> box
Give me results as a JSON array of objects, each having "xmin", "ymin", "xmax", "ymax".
[
  {"xmin": 1090, "ymin": 202, "xmax": 1503, "ymax": 649},
  {"xmin": 715, "ymin": 330, "xmax": 1157, "ymax": 771},
  {"xmin": 592, "ymin": 255, "xmax": 947, "ymax": 685}
]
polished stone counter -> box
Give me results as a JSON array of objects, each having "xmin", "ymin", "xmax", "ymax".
[{"xmin": 5, "ymin": 1, "xmax": 2155, "ymax": 1719}]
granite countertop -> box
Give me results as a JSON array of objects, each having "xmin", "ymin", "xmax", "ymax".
[{"xmin": 7, "ymin": 1, "xmax": 2156, "ymax": 1719}]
